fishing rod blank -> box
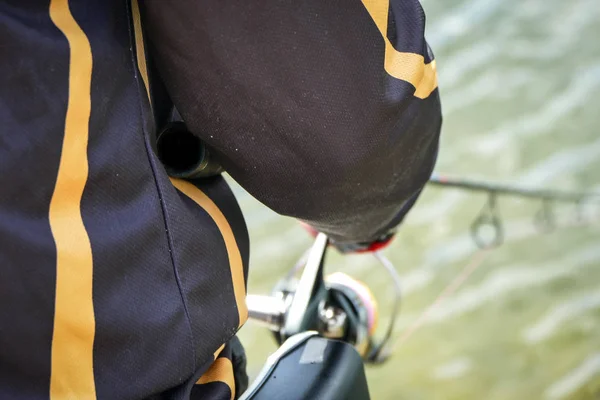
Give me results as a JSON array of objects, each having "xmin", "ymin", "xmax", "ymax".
[
  {"xmin": 428, "ymin": 173, "xmax": 599, "ymax": 249},
  {"xmin": 429, "ymin": 174, "xmax": 598, "ymax": 203}
]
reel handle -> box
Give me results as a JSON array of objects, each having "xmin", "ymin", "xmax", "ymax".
[{"xmin": 246, "ymin": 295, "xmax": 286, "ymax": 331}]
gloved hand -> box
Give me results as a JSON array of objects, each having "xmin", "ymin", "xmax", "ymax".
[
  {"xmin": 333, "ymin": 232, "xmax": 396, "ymax": 254},
  {"xmin": 299, "ymin": 222, "xmax": 395, "ymax": 254}
]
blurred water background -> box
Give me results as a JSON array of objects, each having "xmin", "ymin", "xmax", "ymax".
[{"xmin": 231, "ymin": 0, "xmax": 600, "ymax": 398}]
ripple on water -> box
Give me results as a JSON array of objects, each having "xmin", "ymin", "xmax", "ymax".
[
  {"xmin": 439, "ymin": 42, "xmax": 500, "ymax": 89},
  {"xmin": 444, "ymin": 63, "xmax": 600, "ymax": 162},
  {"xmin": 522, "ymin": 289, "xmax": 600, "ymax": 344},
  {"xmin": 545, "ymin": 353, "xmax": 600, "ymax": 399},
  {"xmin": 413, "ymin": 243, "xmax": 600, "ymax": 325},
  {"xmin": 516, "ymin": 137, "xmax": 600, "ymax": 185},
  {"xmin": 427, "ymin": 0, "xmax": 506, "ymax": 49},
  {"xmin": 433, "ymin": 357, "xmax": 474, "ymax": 380}
]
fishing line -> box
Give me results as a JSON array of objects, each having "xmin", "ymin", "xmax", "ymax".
[{"xmin": 392, "ymin": 249, "xmax": 491, "ymax": 350}]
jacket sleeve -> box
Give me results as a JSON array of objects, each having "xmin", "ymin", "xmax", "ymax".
[{"xmin": 141, "ymin": 0, "xmax": 442, "ymax": 245}]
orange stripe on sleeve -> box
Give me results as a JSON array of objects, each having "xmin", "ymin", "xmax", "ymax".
[
  {"xmin": 196, "ymin": 357, "xmax": 235, "ymax": 400},
  {"xmin": 131, "ymin": 0, "xmax": 152, "ymax": 105},
  {"xmin": 361, "ymin": 0, "xmax": 438, "ymax": 99},
  {"xmin": 48, "ymin": 0, "xmax": 96, "ymax": 398}
]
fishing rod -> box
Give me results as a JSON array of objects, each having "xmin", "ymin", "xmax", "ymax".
[
  {"xmin": 427, "ymin": 173, "xmax": 600, "ymax": 249},
  {"xmin": 429, "ymin": 174, "xmax": 596, "ymax": 203}
]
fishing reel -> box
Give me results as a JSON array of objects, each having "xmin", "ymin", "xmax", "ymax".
[{"xmin": 246, "ymin": 233, "xmax": 402, "ymax": 364}]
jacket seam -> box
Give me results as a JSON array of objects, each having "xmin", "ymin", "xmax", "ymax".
[{"xmin": 125, "ymin": 0, "xmax": 197, "ymax": 372}]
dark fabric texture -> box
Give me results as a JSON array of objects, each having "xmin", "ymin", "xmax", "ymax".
[
  {"xmin": 0, "ymin": 3, "xmax": 66, "ymax": 398},
  {"xmin": 155, "ymin": 338, "xmax": 244, "ymax": 400},
  {"xmin": 142, "ymin": 0, "xmax": 442, "ymax": 244},
  {"xmin": 160, "ymin": 176, "xmax": 247, "ymax": 365},
  {"xmin": 168, "ymin": 337, "xmax": 245, "ymax": 400},
  {"xmin": 1, "ymin": 1, "xmax": 248, "ymax": 399}
]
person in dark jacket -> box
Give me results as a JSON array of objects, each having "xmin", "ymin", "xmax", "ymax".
[{"xmin": 0, "ymin": 0, "xmax": 441, "ymax": 399}]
